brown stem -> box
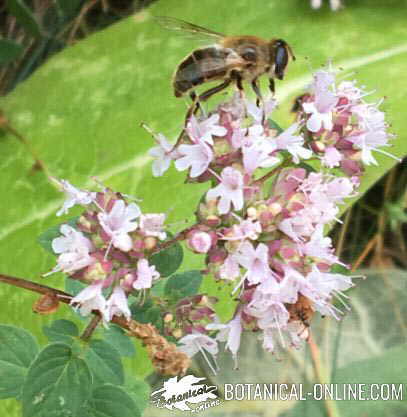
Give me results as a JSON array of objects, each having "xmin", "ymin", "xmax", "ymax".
[
  {"xmin": 151, "ymin": 223, "xmax": 198, "ymax": 256},
  {"xmin": 80, "ymin": 315, "xmax": 102, "ymax": 341},
  {"xmin": 253, "ymin": 159, "xmax": 291, "ymax": 187},
  {"xmin": 0, "ymin": 273, "xmax": 190, "ymax": 375}
]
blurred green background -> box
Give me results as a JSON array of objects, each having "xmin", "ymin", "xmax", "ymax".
[{"xmin": 0, "ymin": 0, "xmax": 406, "ymax": 416}]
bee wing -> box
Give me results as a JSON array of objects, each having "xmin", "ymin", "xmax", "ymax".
[
  {"xmin": 176, "ymin": 48, "xmax": 245, "ymax": 81},
  {"xmin": 154, "ymin": 16, "xmax": 225, "ymax": 43}
]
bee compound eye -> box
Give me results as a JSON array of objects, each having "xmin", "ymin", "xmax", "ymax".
[{"xmin": 275, "ymin": 45, "xmax": 289, "ymax": 80}]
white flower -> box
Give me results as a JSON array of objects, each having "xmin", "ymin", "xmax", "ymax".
[
  {"xmin": 242, "ymin": 137, "xmax": 280, "ymax": 174},
  {"xmin": 178, "ymin": 333, "xmax": 219, "ymax": 358},
  {"xmin": 299, "ymin": 224, "xmax": 342, "ymax": 265},
  {"xmin": 52, "ymin": 224, "xmax": 93, "ymax": 255},
  {"xmin": 70, "ymin": 282, "xmax": 108, "ymax": 321},
  {"xmin": 348, "ymin": 130, "xmax": 396, "ymax": 166},
  {"xmin": 132, "ymin": 259, "xmax": 160, "ymax": 290},
  {"xmin": 186, "ymin": 114, "xmax": 227, "ymax": 145},
  {"xmin": 148, "ymin": 133, "xmax": 175, "ymax": 177},
  {"xmin": 245, "ymin": 98, "xmax": 276, "ymax": 124},
  {"xmin": 98, "ymin": 200, "xmax": 140, "ymax": 252},
  {"xmin": 275, "ymin": 123, "xmax": 312, "ymax": 163},
  {"xmin": 235, "ymin": 241, "xmax": 275, "ymax": 285},
  {"xmin": 106, "ymin": 286, "xmax": 131, "ymax": 322},
  {"xmin": 206, "ymin": 313, "xmax": 242, "ymax": 365},
  {"xmin": 303, "ymin": 90, "xmax": 338, "ymax": 133},
  {"xmin": 53, "ymin": 178, "xmax": 96, "ymax": 216},
  {"xmin": 175, "ymin": 141, "xmax": 213, "ymax": 178},
  {"xmin": 139, "ymin": 213, "xmax": 166, "ymax": 240},
  {"xmin": 219, "ymin": 255, "xmax": 240, "ymax": 281},
  {"xmin": 206, "ymin": 167, "xmax": 244, "ymax": 214},
  {"xmin": 45, "ymin": 225, "xmax": 94, "ymax": 275}
]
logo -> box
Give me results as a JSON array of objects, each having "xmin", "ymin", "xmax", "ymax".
[{"xmin": 151, "ymin": 375, "xmax": 221, "ymax": 412}]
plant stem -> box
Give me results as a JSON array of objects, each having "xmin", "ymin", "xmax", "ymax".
[
  {"xmin": 308, "ymin": 333, "xmax": 341, "ymax": 417},
  {"xmin": 80, "ymin": 315, "xmax": 102, "ymax": 341}
]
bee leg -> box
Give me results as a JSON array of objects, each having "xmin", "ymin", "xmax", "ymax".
[
  {"xmin": 251, "ymin": 79, "xmax": 263, "ymax": 107},
  {"xmin": 229, "ymin": 70, "xmax": 244, "ymax": 98},
  {"xmin": 184, "ymin": 90, "xmax": 201, "ymax": 124},
  {"xmin": 269, "ymin": 78, "xmax": 275, "ymax": 95},
  {"xmin": 198, "ymin": 78, "xmax": 232, "ymax": 102}
]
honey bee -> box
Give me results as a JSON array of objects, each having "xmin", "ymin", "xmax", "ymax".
[{"xmin": 156, "ymin": 16, "xmax": 295, "ymax": 107}]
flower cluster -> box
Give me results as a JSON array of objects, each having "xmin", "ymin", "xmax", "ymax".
[
  {"xmin": 147, "ymin": 67, "xmax": 397, "ymax": 367},
  {"xmin": 44, "ymin": 67, "xmax": 398, "ymax": 373},
  {"xmin": 46, "ymin": 179, "xmax": 166, "ymax": 323}
]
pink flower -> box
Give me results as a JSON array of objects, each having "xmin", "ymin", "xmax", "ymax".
[
  {"xmin": 206, "ymin": 167, "xmax": 244, "ymax": 214},
  {"xmin": 139, "ymin": 213, "xmax": 166, "ymax": 240},
  {"xmin": 70, "ymin": 282, "xmax": 107, "ymax": 320},
  {"xmin": 175, "ymin": 141, "xmax": 213, "ymax": 178},
  {"xmin": 303, "ymin": 90, "xmax": 338, "ymax": 133},
  {"xmin": 322, "ymin": 146, "xmax": 342, "ymax": 168},
  {"xmin": 132, "ymin": 259, "xmax": 160, "ymax": 290},
  {"xmin": 98, "ymin": 200, "xmax": 140, "ymax": 252},
  {"xmin": 186, "ymin": 114, "xmax": 227, "ymax": 145},
  {"xmin": 235, "ymin": 241, "xmax": 275, "ymax": 285},
  {"xmin": 53, "ymin": 179, "xmax": 96, "ymax": 216},
  {"xmin": 148, "ymin": 133, "xmax": 175, "ymax": 177},
  {"xmin": 106, "ymin": 286, "xmax": 131, "ymax": 322},
  {"xmin": 275, "ymin": 123, "xmax": 312, "ymax": 163},
  {"xmin": 299, "ymin": 225, "xmax": 344, "ymax": 268},
  {"xmin": 220, "ymin": 219, "xmax": 262, "ymax": 241}
]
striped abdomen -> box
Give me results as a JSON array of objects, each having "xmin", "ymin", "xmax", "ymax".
[{"xmin": 173, "ymin": 47, "xmax": 228, "ymax": 97}]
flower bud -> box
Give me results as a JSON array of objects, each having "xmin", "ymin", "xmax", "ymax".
[
  {"xmin": 187, "ymin": 231, "xmax": 212, "ymax": 254},
  {"xmin": 144, "ymin": 236, "xmax": 157, "ymax": 251}
]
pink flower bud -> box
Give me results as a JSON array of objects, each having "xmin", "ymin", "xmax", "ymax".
[{"xmin": 187, "ymin": 231, "xmax": 212, "ymax": 254}]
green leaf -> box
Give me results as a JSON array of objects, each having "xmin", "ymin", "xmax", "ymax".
[
  {"xmin": 65, "ymin": 277, "xmax": 87, "ymax": 297},
  {"xmin": 130, "ymin": 299, "xmax": 163, "ymax": 328},
  {"xmin": 37, "ymin": 217, "xmax": 79, "ymax": 253},
  {"xmin": 6, "ymin": 0, "xmax": 43, "ymax": 38},
  {"xmin": 83, "ymin": 384, "xmax": 140, "ymax": 417},
  {"xmin": 123, "ymin": 375, "xmax": 150, "ymax": 414},
  {"xmin": 164, "ymin": 270, "xmax": 203, "ymax": 299},
  {"xmin": 149, "ymin": 239, "xmax": 183, "ymax": 277},
  {"xmin": 268, "ymin": 118, "xmax": 284, "ymax": 134},
  {"xmin": 84, "ymin": 339, "xmax": 124, "ymax": 386},
  {"xmin": 0, "ymin": 39, "xmax": 24, "ymax": 65},
  {"xmin": 21, "ymin": 342, "xmax": 92, "ymax": 417},
  {"xmin": 0, "ymin": 325, "xmax": 39, "ymax": 399},
  {"xmin": 43, "ymin": 319, "xmax": 79, "ymax": 345},
  {"xmin": 103, "ymin": 324, "xmax": 135, "ymax": 357}
]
